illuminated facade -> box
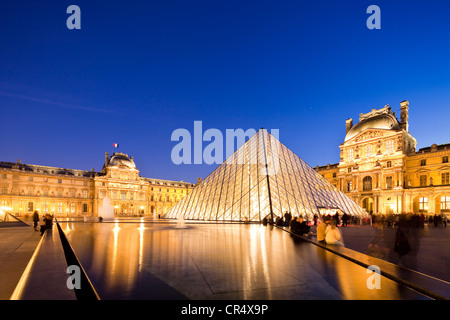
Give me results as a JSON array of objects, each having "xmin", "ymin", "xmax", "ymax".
[
  {"xmin": 0, "ymin": 152, "xmax": 194, "ymax": 218},
  {"xmin": 316, "ymin": 101, "xmax": 450, "ymax": 216},
  {"xmin": 164, "ymin": 129, "xmax": 367, "ymax": 222}
]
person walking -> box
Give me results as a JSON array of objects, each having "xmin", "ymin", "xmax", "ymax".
[{"xmin": 32, "ymin": 211, "xmax": 39, "ymax": 231}]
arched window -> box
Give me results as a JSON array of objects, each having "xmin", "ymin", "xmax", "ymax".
[
  {"xmin": 441, "ymin": 196, "xmax": 450, "ymax": 211},
  {"xmin": 363, "ymin": 176, "xmax": 372, "ymax": 191},
  {"xmin": 419, "ymin": 197, "xmax": 428, "ymax": 211}
]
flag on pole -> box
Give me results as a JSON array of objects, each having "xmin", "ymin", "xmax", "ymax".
[{"xmin": 113, "ymin": 143, "xmax": 119, "ymax": 148}]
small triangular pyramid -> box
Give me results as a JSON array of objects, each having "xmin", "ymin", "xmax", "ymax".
[{"xmin": 163, "ymin": 129, "xmax": 367, "ymax": 222}]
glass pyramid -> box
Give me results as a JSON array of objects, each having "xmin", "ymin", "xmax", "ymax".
[{"xmin": 163, "ymin": 129, "xmax": 367, "ymax": 222}]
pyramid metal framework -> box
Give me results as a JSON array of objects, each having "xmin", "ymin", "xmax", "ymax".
[{"xmin": 163, "ymin": 129, "xmax": 367, "ymax": 222}]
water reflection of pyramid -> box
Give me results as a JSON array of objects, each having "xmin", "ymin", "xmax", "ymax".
[{"xmin": 163, "ymin": 129, "xmax": 367, "ymax": 222}]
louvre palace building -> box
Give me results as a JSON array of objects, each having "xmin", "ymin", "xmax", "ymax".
[
  {"xmin": 315, "ymin": 101, "xmax": 450, "ymax": 217},
  {"xmin": 0, "ymin": 152, "xmax": 194, "ymax": 218}
]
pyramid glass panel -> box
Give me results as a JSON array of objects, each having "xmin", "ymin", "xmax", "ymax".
[{"xmin": 163, "ymin": 129, "xmax": 368, "ymax": 222}]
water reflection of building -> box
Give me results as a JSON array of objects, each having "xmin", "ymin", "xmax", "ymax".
[
  {"xmin": 0, "ymin": 152, "xmax": 195, "ymax": 217},
  {"xmin": 316, "ymin": 101, "xmax": 450, "ymax": 216}
]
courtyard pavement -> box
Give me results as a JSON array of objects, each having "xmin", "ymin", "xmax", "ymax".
[
  {"xmin": 0, "ymin": 220, "xmax": 41, "ymax": 300},
  {"xmin": 0, "ymin": 218, "xmax": 449, "ymax": 300},
  {"xmin": 312, "ymin": 223, "xmax": 450, "ymax": 282}
]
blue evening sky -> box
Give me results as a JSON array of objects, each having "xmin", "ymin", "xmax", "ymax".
[{"xmin": 1, "ymin": 0, "xmax": 450, "ymax": 183}]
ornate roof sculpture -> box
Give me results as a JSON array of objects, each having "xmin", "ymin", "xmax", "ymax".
[
  {"xmin": 345, "ymin": 105, "xmax": 401, "ymax": 142},
  {"xmin": 163, "ymin": 129, "xmax": 367, "ymax": 222}
]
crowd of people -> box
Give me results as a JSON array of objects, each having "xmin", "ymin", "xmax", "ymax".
[
  {"xmin": 262, "ymin": 210, "xmax": 448, "ymax": 269},
  {"xmin": 371, "ymin": 212, "xmax": 448, "ymax": 229},
  {"xmin": 261, "ymin": 211, "xmax": 345, "ymax": 246}
]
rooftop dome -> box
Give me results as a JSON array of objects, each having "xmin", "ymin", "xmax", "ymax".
[
  {"xmin": 345, "ymin": 105, "xmax": 401, "ymax": 142},
  {"xmin": 108, "ymin": 153, "xmax": 136, "ymax": 169}
]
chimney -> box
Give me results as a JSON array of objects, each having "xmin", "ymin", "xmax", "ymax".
[
  {"xmin": 345, "ymin": 118, "xmax": 353, "ymax": 134},
  {"xmin": 197, "ymin": 177, "xmax": 202, "ymax": 184},
  {"xmin": 105, "ymin": 152, "xmax": 109, "ymax": 166},
  {"xmin": 400, "ymin": 100, "xmax": 409, "ymax": 132}
]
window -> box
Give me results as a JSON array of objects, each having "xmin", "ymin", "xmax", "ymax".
[
  {"xmin": 43, "ymin": 188, "xmax": 49, "ymax": 197},
  {"xmin": 28, "ymin": 176, "xmax": 33, "ymax": 181},
  {"xmin": 42, "ymin": 203, "xmax": 49, "ymax": 213},
  {"xmin": 58, "ymin": 179, "xmax": 62, "ymax": 184},
  {"xmin": 83, "ymin": 203, "xmax": 88, "ymax": 213},
  {"xmin": 70, "ymin": 190, "xmax": 76, "ymax": 198},
  {"xmin": 1, "ymin": 174, "xmax": 6, "ymax": 179},
  {"xmin": 28, "ymin": 187, "xmax": 34, "ymax": 196},
  {"xmin": 83, "ymin": 190, "xmax": 88, "ymax": 198},
  {"xmin": 1, "ymin": 186, "xmax": 7, "ymax": 194},
  {"xmin": 442, "ymin": 172, "xmax": 450, "ymax": 185},
  {"xmin": 386, "ymin": 140, "xmax": 394, "ymax": 153},
  {"xmin": 346, "ymin": 181, "xmax": 352, "ymax": 192},
  {"xmin": 57, "ymin": 203, "xmax": 63, "ymax": 213},
  {"xmin": 70, "ymin": 203, "xmax": 75, "ymax": 213},
  {"xmin": 386, "ymin": 176, "xmax": 393, "ymax": 189},
  {"xmin": 420, "ymin": 159, "xmax": 426, "ymax": 166},
  {"xmin": 120, "ymin": 192, "xmax": 127, "ymax": 200},
  {"xmin": 348, "ymin": 167, "xmax": 352, "ymax": 173},
  {"xmin": 27, "ymin": 202, "xmax": 34, "ymax": 212},
  {"xmin": 441, "ymin": 196, "xmax": 450, "ymax": 210},
  {"xmin": 365, "ymin": 145, "xmax": 372, "ymax": 158},
  {"xmin": 347, "ymin": 149, "xmax": 354, "ymax": 161},
  {"xmin": 386, "ymin": 161, "xmax": 392, "ymax": 168},
  {"xmin": 443, "ymin": 156, "xmax": 449, "ymax": 163},
  {"xmin": 57, "ymin": 190, "xmax": 63, "ymax": 198},
  {"xmin": 419, "ymin": 197, "xmax": 428, "ymax": 211},
  {"xmin": 420, "ymin": 175, "xmax": 427, "ymax": 187},
  {"xmin": 332, "ymin": 172, "xmax": 337, "ymax": 178},
  {"xmin": 363, "ymin": 176, "xmax": 373, "ymax": 191}
]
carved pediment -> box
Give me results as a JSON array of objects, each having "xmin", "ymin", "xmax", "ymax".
[{"xmin": 353, "ymin": 129, "xmax": 385, "ymax": 142}]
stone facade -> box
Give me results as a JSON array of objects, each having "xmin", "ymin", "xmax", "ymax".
[
  {"xmin": 316, "ymin": 101, "xmax": 450, "ymax": 216},
  {"xmin": 0, "ymin": 152, "xmax": 195, "ymax": 218}
]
